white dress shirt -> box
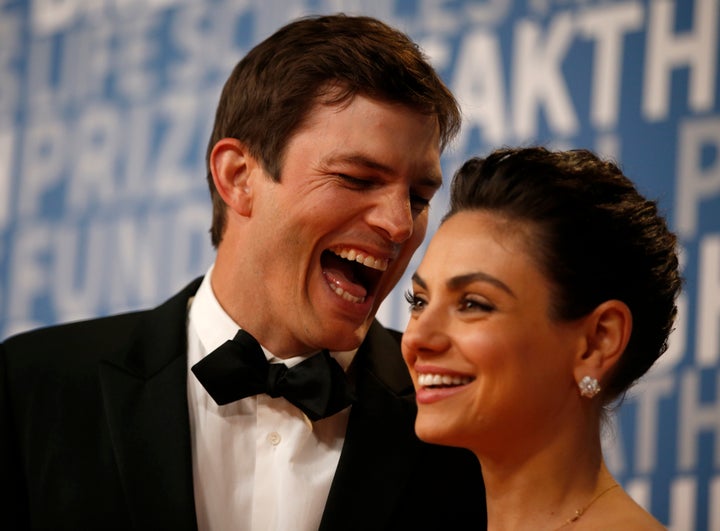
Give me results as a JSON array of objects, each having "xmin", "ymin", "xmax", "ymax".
[{"xmin": 186, "ymin": 267, "xmax": 355, "ymax": 531}]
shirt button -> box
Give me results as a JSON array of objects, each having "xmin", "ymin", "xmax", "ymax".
[{"xmin": 267, "ymin": 432, "xmax": 281, "ymax": 446}]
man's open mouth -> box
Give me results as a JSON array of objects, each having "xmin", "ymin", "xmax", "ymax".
[{"xmin": 321, "ymin": 247, "xmax": 388, "ymax": 304}]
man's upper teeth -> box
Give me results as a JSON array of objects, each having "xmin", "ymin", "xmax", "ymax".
[
  {"xmin": 333, "ymin": 248, "xmax": 388, "ymax": 271},
  {"xmin": 418, "ymin": 373, "xmax": 473, "ymax": 387}
]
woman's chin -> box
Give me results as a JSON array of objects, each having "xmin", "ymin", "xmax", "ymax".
[{"xmin": 414, "ymin": 417, "xmax": 456, "ymax": 446}]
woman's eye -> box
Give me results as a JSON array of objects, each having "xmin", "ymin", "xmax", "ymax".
[
  {"xmin": 460, "ymin": 297, "xmax": 494, "ymax": 312},
  {"xmin": 404, "ymin": 290, "xmax": 426, "ymax": 312}
]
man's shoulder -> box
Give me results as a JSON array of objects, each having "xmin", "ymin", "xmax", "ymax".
[
  {"xmin": 357, "ymin": 321, "xmax": 405, "ymax": 371},
  {"xmin": 1, "ymin": 276, "xmax": 203, "ymax": 367},
  {"xmin": 4, "ymin": 310, "xmax": 148, "ymax": 349},
  {"xmin": 361, "ymin": 320, "xmax": 402, "ymax": 349},
  {"xmin": 0, "ymin": 309, "xmax": 154, "ymax": 377}
]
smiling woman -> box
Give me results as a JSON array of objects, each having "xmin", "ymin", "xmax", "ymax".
[{"xmin": 402, "ymin": 146, "xmax": 681, "ymax": 530}]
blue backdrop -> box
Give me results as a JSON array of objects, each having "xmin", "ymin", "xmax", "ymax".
[{"xmin": 1, "ymin": 1, "xmax": 718, "ymax": 529}]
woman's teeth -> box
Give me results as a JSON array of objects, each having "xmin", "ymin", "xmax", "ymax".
[
  {"xmin": 332, "ymin": 248, "xmax": 388, "ymax": 271},
  {"xmin": 417, "ymin": 373, "xmax": 474, "ymax": 388}
]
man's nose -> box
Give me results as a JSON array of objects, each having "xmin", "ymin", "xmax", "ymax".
[{"xmin": 368, "ymin": 190, "xmax": 414, "ymax": 243}]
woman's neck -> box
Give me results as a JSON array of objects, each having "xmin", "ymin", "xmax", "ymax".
[{"xmin": 477, "ymin": 419, "xmax": 612, "ymax": 530}]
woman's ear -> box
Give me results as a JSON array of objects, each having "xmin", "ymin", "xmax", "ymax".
[
  {"xmin": 209, "ymin": 138, "xmax": 260, "ymax": 217},
  {"xmin": 573, "ymin": 300, "xmax": 632, "ymax": 388}
]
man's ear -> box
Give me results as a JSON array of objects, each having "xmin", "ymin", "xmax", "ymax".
[
  {"xmin": 209, "ymin": 138, "xmax": 260, "ymax": 217},
  {"xmin": 573, "ymin": 300, "xmax": 632, "ymax": 386}
]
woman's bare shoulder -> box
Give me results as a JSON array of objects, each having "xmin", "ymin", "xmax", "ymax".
[{"xmin": 581, "ymin": 489, "xmax": 666, "ymax": 530}]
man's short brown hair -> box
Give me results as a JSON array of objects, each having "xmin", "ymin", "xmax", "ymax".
[{"xmin": 206, "ymin": 14, "xmax": 460, "ymax": 247}]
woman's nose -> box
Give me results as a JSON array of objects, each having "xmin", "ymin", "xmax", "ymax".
[{"xmin": 403, "ymin": 313, "xmax": 451, "ymax": 356}]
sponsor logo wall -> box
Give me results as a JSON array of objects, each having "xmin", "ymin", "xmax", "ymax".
[{"xmin": 1, "ymin": 1, "xmax": 718, "ymax": 528}]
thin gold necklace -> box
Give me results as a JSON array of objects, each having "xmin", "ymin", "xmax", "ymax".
[{"xmin": 554, "ymin": 483, "xmax": 619, "ymax": 529}]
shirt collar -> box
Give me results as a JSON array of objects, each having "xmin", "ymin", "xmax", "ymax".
[{"xmin": 188, "ymin": 265, "xmax": 357, "ymax": 371}]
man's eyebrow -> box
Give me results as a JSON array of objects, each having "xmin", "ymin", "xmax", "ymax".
[
  {"xmin": 412, "ymin": 271, "xmax": 516, "ymax": 298},
  {"xmin": 323, "ymin": 153, "xmax": 442, "ymax": 189}
]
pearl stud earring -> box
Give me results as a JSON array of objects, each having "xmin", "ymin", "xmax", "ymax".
[{"xmin": 578, "ymin": 376, "xmax": 601, "ymax": 398}]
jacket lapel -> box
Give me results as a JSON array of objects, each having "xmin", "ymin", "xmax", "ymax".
[
  {"xmin": 99, "ymin": 278, "xmax": 202, "ymax": 530},
  {"xmin": 98, "ymin": 288, "xmax": 418, "ymax": 529},
  {"xmin": 320, "ymin": 321, "xmax": 419, "ymax": 530}
]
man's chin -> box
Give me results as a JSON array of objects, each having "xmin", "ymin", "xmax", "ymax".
[{"xmin": 318, "ymin": 318, "xmax": 372, "ymax": 352}]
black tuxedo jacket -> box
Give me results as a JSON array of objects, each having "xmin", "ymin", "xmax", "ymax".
[{"xmin": 1, "ymin": 278, "xmax": 486, "ymax": 530}]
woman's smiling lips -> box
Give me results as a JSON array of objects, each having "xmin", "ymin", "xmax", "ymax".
[
  {"xmin": 417, "ymin": 373, "xmax": 475, "ymax": 387},
  {"xmin": 414, "ymin": 368, "xmax": 476, "ymax": 404}
]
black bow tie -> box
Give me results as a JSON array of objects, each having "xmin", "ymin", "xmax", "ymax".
[{"xmin": 191, "ymin": 329, "xmax": 355, "ymax": 421}]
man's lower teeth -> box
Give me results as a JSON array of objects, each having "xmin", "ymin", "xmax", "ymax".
[{"xmin": 333, "ymin": 285, "xmax": 365, "ymax": 304}]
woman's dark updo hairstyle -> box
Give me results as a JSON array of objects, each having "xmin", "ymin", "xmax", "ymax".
[{"xmin": 446, "ymin": 146, "xmax": 682, "ymax": 403}]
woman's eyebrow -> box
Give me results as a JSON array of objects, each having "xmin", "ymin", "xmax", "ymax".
[
  {"xmin": 411, "ymin": 272, "xmax": 427, "ymax": 290},
  {"xmin": 448, "ymin": 272, "xmax": 516, "ymax": 297},
  {"xmin": 412, "ymin": 271, "xmax": 515, "ymax": 298}
]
